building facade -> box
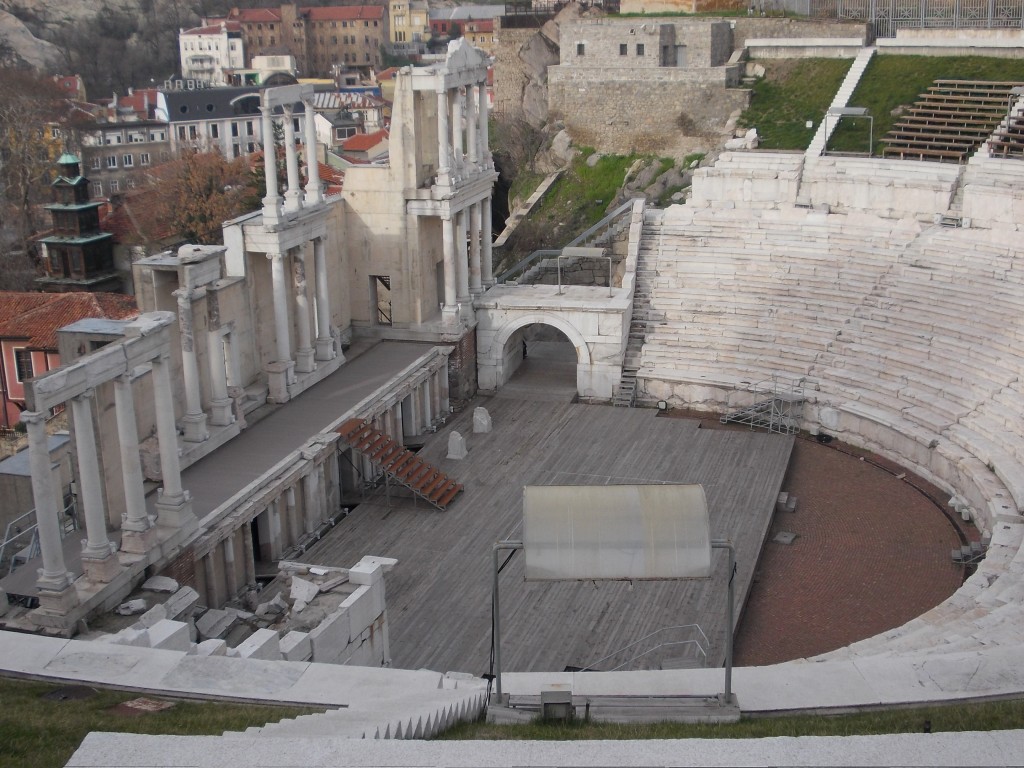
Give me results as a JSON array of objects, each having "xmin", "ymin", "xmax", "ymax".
[{"xmin": 179, "ymin": 21, "xmax": 246, "ymax": 86}]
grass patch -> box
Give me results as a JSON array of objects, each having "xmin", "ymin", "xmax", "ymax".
[
  {"xmin": 532, "ymin": 150, "xmax": 636, "ymax": 238},
  {"xmin": 0, "ymin": 675, "xmax": 326, "ymax": 768},
  {"xmin": 508, "ymin": 168, "xmax": 546, "ymax": 209},
  {"xmin": 830, "ymin": 55, "xmax": 1024, "ymax": 154},
  {"xmin": 442, "ymin": 698, "xmax": 1024, "ymax": 740},
  {"xmin": 738, "ymin": 59, "xmax": 853, "ymax": 149}
]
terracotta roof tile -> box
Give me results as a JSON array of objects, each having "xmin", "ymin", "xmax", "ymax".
[
  {"xmin": 0, "ymin": 292, "xmax": 138, "ymax": 349},
  {"xmin": 303, "ymin": 6, "xmax": 385, "ymax": 21},
  {"xmin": 342, "ymin": 128, "xmax": 389, "ymax": 152}
]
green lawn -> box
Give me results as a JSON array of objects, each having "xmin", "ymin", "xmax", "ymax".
[
  {"xmin": 442, "ymin": 698, "xmax": 1024, "ymax": 740},
  {"xmin": 0, "ymin": 676, "xmax": 326, "ymax": 768}
]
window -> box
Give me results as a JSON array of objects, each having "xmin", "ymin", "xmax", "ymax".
[
  {"xmin": 106, "ymin": 155, "xmax": 117, "ymax": 168},
  {"xmin": 636, "ymin": 43, "xmax": 645, "ymax": 55},
  {"xmin": 620, "ymin": 43, "xmax": 627, "ymax": 55},
  {"xmin": 139, "ymin": 152, "xmax": 150, "ymax": 165},
  {"xmin": 122, "ymin": 154, "xmax": 133, "ymax": 167},
  {"xmin": 92, "ymin": 181, "xmax": 103, "ymax": 196},
  {"xmin": 246, "ymin": 120, "xmax": 254, "ymax": 136},
  {"xmin": 178, "ymin": 126, "xmax": 187, "ymax": 140},
  {"xmin": 150, "ymin": 130, "xmax": 166, "ymax": 141},
  {"xmin": 14, "ymin": 350, "xmax": 32, "ymax": 382},
  {"xmin": 210, "ymin": 123, "xmax": 220, "ymax": 139},
  {"xmin": 109, "ymin": 179, "xmax": 119, "ymax": 193},
  {"xmin": 126, "ymin": 178, "xmax": 136, "ymax": 189},
  {"xmin": 576, "ymin": 42, "xmax": 585, "ymax": 55},
  {"xmin": 232, "ymin": 122, "xmax": 239, "ymax": 137},
  {"xmin": 91, "ymin": 156, "xmax": 101, "ymax": 170},
  {"xmin": 332, "ymin": 35, "xmax": 337, "ymax": 43}
]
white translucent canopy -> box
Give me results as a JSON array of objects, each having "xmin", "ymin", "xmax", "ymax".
[{"xmin": 522, "ymin": 484, "xmax": 712, "ymax": 582}]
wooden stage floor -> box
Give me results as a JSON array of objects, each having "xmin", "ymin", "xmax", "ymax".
[{"xmin": 303, "ymin": 397, "xmax": 794, "ymax": 676}]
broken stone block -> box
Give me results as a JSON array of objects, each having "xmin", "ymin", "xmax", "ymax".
[
  {"xmin": 447, "ymin": 431, "xmax": 467, "ymax": 460},
  {"xmin": 290, "ymin": 576, "xmax": 319, "ymax": 604},
  {"xmin": 235, "ymin": 628, "xmax": 281, "ymax": 660},
  {"xmin": 163, "ymin": 587, "xmax": 200, "ymax": 620},
  {"xmin": 147, "ymin": 619, "xmax": 191, "ymax": 652},
  {"xmin": 142, "ymin": 576, "xmax": 179, "ymax": 593},
  {"xmin": 196, "ymin": 608, "xmax": 237, "ymax": 641},
  {"xmin": 280, "ymin": 631, "xmax": 311, "ymax": 662},
  {"xmin": 189, "ymin": 639, "xmax": 227, "ymax": 657},
  {"xmin": 255, "ymin": 593, "xmax": 289, "ymax": 619},
  {"xmin": 293, "ymin": 600, "xmax": 308, "ymax": 613},
  {"xmin": 115, "ymin": 599, "xmax": 148, "ymax": 616},
  {"xmin": 139, "ymin": 602, "xmax": 168, "ymax": 628},
  {"xmin": 472, "ymin": 407, "xmax": 492, "ymax": 434}
]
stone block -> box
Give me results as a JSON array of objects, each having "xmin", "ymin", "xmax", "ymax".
[
  {"xmin": 234, "ymin": 628, "xmax": 281, "ymax": 661},
  {"xmin": 347, "ymin": 560, "xmax": 383, "ymax": 587},
  {"xmin": 142, "ymin": 576, "xmax": 179, "ymax": 593},
  {"xmin": 308, "ymin": 607, "xmax": 350, "ymax": 664},
  {"xmin": 280, "ymin": 631, "xmax": 312, "ymax": 662},
  {"xmin": 105, "ymin": 627, "xmax": 151, "ymax": 647},
  {"xmin": 341, "ymin": 584, "xmax": 378, "ymax": 641},
  {"xmin": 255, "ymin": 593, "xmax": 289, "ymax": 619},
  {"xmin": 147, "ymin": 619, "xmax": 192, "ymax": 652},
  {"xmin": 196, "ymin": 608, "xmax": 237, "ymax": 641},
  {"xmin": 290, "ymin": 576, "xmax": 319, "ymax": 604},
  {"xmin": 189, "ymin": 639, "xmax": 227, "ymax": 657},
  {"xmin": 139, "ymin": 602, "xmax": 168, "ymax": 628},
  {"xmin": 447, "ymin": 431, "xmax": 468, "ymax": 460},
  {"xmin": 164, "ymin": 587, "xmax": 200, "ymax": 620},
  {"xmin": 472, "ymin": 407, "xmax": 492, "ymax": 434}
]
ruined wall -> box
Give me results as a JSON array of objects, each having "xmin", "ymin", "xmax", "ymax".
[
  {"xmin": 448, "ymin": 328, "xmax": 478, "ymax": 402},
  {"xmin": 493, "ymin": 23, "xmax": 560, "ymax": 125},
  {"xmin": 549, "ymin": 67, "xmax": 748, "ymax": 153},
  {"xmin": 731, "ymin": 17, "xmax": 871, "ymax": 47},
  {"xmin": 621, "ymin": 0, "xmax": 745, "ymax": 13}
]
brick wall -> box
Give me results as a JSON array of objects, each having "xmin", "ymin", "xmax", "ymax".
[{"xmin": 159, "ymin": 545, "xmax": 199, "ymax": 593}]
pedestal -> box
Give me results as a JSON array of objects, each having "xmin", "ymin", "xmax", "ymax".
[
  {"xmin": 82, "ymin": 550, "xmax": 123, "ymax": 583},
  {"xmin": 228, "ymin": 387, "xmax": 248, "ymax": 430},
  {"xmin": 315, "ymin": 336, "xmax": 336, "ymax": 361},
  {"xmin": 181, "ymin": 412, "xmax": 209, "ymax": 443},
  {"xmin": 209, "ymin": 397, "xmax": 235, "ymax": 427},
  {"xmin": 120, "ymin": 525, "xmax": 159, "ymax": 555},
  {"xmin": 442, "ymin": 305, "xmax": 459, "ymax": 326},
  {"xmin": 34, "ymin": 582, "xmax": 79, "ymax": 616},
  {"xmin": 267, "ymin": 361, "xmax": 295, "ymax": 404},
  {"xmin": 295, "ymin": 346, "xmax": 316, "ymax": 374},
  {"xmin": 156, "ymin": 489, "xmax": 196, "ymax": 531}
]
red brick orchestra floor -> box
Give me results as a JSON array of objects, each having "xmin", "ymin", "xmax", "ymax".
[{"xmin": 665, "ymin": 412, "xmax": 975, "ymax": 667}]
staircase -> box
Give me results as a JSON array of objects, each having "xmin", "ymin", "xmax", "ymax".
[
  {"xmin": 804, "ymin": 46, "xmax": 876, "ymax": 163},
  {"xmin": 337, "ymin": 418, "xmax": 464, "ymax": 510},
  {"xmin": 614, "ymin": 211, "xmax": 663, "ymax": 407}
]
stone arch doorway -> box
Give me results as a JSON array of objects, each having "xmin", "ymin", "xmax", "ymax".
[{"xmin": 478, "ymin": 312, "xmax": 593, "ymax": 398}]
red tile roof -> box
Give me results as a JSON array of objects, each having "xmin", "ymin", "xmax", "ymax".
[
  {"xmin": 182, "ymin": 20, "xmax": 243, "ymax": 35},
  {"xmin": 227, "ymin": 8, "xmax": 282, "ymax": 22},
  {"xmin": 0, "ymin": 292, "xmax": 138, "ymax": 349},
  {"xmin": 342, "ymin": 128, "xmax": 389, "ymax": 152},
  {"xmin": 376, "ymin": 67, "xmax": 399, "ymax": 82},
  {"xmin": 304, "ymin": 5, "xmax": 385, "ymax": 21}
]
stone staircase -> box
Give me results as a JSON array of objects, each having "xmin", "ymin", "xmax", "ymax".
[
  {"xmin": 615, "ymin": 210, "xmax": 664, "ymax": 407},
  {"xmin": 337, "ymin": 418, "xmax": 463, "ymax": 510}
]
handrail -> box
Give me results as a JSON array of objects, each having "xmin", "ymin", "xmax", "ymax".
[
  {"xmin": 1, "ymin": 498, "xmax": 78, "ymax": 574},
  {"xmin": 579, "ymin": 623, "xmax": 710, "ymax": 672},
  {"xmin": 494, "ymin": 250, "xmax": 561, "ymax": 285},
  {"xmin": 565, "ymin": 197, "xmax": 641, "ymax": 248}
]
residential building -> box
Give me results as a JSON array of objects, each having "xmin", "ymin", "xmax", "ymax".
[
  {"xmin": 219, "ymin": 3, "xmax": 388, "ymax": 78},
  {"xmin": 0, "ymin": 291, "xmax": 137, "ymax": 428},
  {"xmin": 179, "ymin": 21, "xmax": 245, "ymax": 86},
  {"xmin": 311, "ymin": 90, "xmax": 387, "ymax": 133},
  {"xmin": 389, "ymin": 0, "xmax": 431, "ymax": 55},
  {"xmin": 73, "ymin": 89, "xmax": 170, "ymax": 200},
  {"xmin": 429, "ymin": 5, "xmax": 503, "ymax": 51},
  {"xmin": 228, "ymin": 54, "xmax": 299, "ymax": 86},
  {"xmin": 36, "ymin": 154, "xmax": 121, "ymax": 294},
  {"xmin": 155, "ymin": 86, "xmax": 266, "ymax": 159},
  {"xmin": 340, "ymin": 128, "xmax": 389, "ymax": 162}
]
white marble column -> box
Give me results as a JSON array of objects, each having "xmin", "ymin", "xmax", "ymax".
[
  {"xmin": 439, "ymin": 366, "xmax": 450, "ymax": 414},
  {"xmin": 205, "ymin": 331, "xmax": 233, "ymax": 426},
  {"xmin": 283, "ymin": 107, "xmax": 303, "ymax": 213},
  {"xmin": 303, "ymin": 471, "xmax": 319, "ymax": 534},
  {"xmin": 470, "ymin": 202, "xmax": 482, "ymax": 294},
  {"xmin": 441, "ymin": 214, "xmax": 458, "ymax": 323},
  {"xmin": 482, "ymin": 195, "xmax": 494, "ymax": 286},
  {"xmin": 452, "ymin": 87, "xmax": 465, "ymax": 170},
  {"xmin": 421, "ymin": 378, "xmax": 433, "ymax": 430},
  {"xmin": 430, "ymin": 369, "xmax": 442, "ymax": 419},
  {"xmin": 71, "ymin": 391, "xmax": 118, "ymax": 581},
  {"xmin": 223, "ymin": 535, "xmax": 238, "ymax": 597},
  {"xmin": 24, "ymin": 411, "xmax": 76, "ymax": 599},
  {"xmin": 437, "ymin": 89, "xmax": 450, "ymax": 181},
  {"xmin": 478, "ymin": 80, "xmax": 490, "ymax": 162},
  {"xmin": 467, "ymin": 85, "xmax": 478, "ymax": 165},
  {"xmin": 391, "ymin": 402, "xmax": 403, "ymax": 445},
  {"xmin": 242, "ymin": 524, "xmax": 256, "ymax": 586},
  {"xmin": 173, "ymin": 287, "xmax": 209, "ymax": 443},
  {"xmin": 303, "ymin": 100, "xmax": 323, "ymax": 205},
  {"xmin": 152, "ymin": 353, "xmax": 194, "ymax": 529},
  {"xmin": 266, "ymin": 251, "xmax": 296, "ymax": 402},
  {"xmin": 286, "ymin": 486, "xmax": 299, "ymax": 543},
  {"xmin": 260, "ymin": 106, "xmax": 282, "ymax": 225},
  {"xmin": 293, "ymin": 244, "xmax": 315, "ymax": 374},
  {"xmin": 313, "ymin": 237, "xmax": 338, "ymax": 361},
  {"xmin": 115, "ymin": 373, "xmax": 156, "ymax": 554},
  {"xmin": 456, "ymin": 209, "xmax": 470, "ymax": 302}
]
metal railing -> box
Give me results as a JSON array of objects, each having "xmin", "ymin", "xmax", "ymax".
[{"xmin": 0, "ymin": 498, "xmax": 78, "ymax": 575}]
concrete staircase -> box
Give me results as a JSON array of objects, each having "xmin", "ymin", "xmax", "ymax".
[
  {"xmin": 804, "ymin": 46, "xmax": 876, "ymax": 164},
  {"xmin": 337, "ymin": 418, "xmax": 463, "ymax": 510}
]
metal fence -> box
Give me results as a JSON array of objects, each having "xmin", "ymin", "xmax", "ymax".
[{"xmin": 808, "ymin": 0, "xmax": 1024, "ymax": 37}]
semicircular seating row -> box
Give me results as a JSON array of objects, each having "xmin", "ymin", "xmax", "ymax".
[{"xmin": 636, "ymin": 204, "xmax": 1024, "ymax": 662}]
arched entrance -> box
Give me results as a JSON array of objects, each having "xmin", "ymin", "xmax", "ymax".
[{"xmin": 498, "ymin": 323, "xmax": 578, "ymax": 400}]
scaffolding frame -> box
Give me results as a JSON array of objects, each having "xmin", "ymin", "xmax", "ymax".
[{"xmin": 721, "ymin": 375, "xmax": 805, "ymax": 435}]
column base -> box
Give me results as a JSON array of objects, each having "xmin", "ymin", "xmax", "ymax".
[
  {"xmin": 81, "ymin": 550, "xmax": 122, "ymax": 583},
  {"xmin": 315, "ymin": 336, "xmax": 336, "ymax": 361},
  {"xmin": 35, "ymin": 569, "xmax": 73, "ymax": 593},
  {"xmin": 156, "ymin": 489, "xmax": 196, "ymax": 530},
  {"xmin": 295, "ymin": 347, "xmax": 316, "ymax": 374},
  {"xmin": 120, "ymin": 525, "xmax": 159, "ymax": 555},
  {"xmin": 34, "ymin": 582, "xmax": 79, "ymax": 616},
  {"xmin": 227, "ymin": 387, "xmax": 248, "ymax": 430},
  {"xmin": 267, "ymin": 360, "xmax": 296, "ymax": 404},
  {"xmin": 209, "ymin": 398, "xmax": 235, "ymax": 427},
  {"xmin": 442, "ymin": 305, "xmax": 459, "ymax": 326},
  {"xmin": 182, "ymin": 412, "xmax": 209, "ymax": 443}
]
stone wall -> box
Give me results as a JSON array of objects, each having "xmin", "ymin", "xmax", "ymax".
[
  {"xmin": 548, "ymin": 68, "xmax": 748, "ymax": 154},
  {"xmin": 731, "ymin": 17, "xmax": 871, "ymax": 47},
  {"xmin": 621, "ymin": 0, "xmax": 745, "ymax": 12},
  {"xmin": 493, "ymin": 24, "xmax": 559, "ymax": 124},
  {"xmin": 448, "ymin": 328, "xmax": 478, "ymax": 402}
]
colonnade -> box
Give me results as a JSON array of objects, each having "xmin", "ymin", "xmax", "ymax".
[
  {"xmin": 259, "ymin": 86, "xmax": 323, "ymax": 227},
  {"xmin": 22, "ymin": 314, "xmax": 191, "ymax": 614}
]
